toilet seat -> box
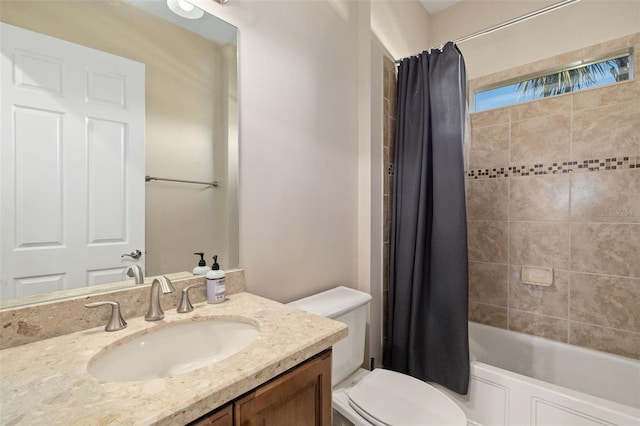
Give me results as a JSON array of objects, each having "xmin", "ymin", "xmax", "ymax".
[{"xmin": 345, "ymin": 369, "xmax": 466, "ymax": 426}]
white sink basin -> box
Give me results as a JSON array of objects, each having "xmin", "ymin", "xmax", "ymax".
[{"xmin": 88, "ymin": 319, "xmax": 259, "ymax": 382}]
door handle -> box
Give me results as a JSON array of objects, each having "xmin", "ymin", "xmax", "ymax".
[{"xmin": 121, "ymin": 249, "xmax": 142, "ymax": 259}]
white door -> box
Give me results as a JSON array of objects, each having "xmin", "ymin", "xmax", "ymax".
[{"xmin": 1, "ymin": 23, "xmax": 145, "ymax": 299}]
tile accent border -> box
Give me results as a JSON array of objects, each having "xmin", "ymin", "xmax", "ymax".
[{"xmin": 467, "ymin": 155, "xmax": 639, "ymax": 180}]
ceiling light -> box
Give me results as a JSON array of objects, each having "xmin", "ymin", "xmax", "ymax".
[{"xmin": 167, "ymin": 0, "xmax": 204, "ymax": 19}]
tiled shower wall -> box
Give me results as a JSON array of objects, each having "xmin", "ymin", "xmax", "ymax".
[
  {"xmin": 382, "ymin": 55, "xmax": 397, "ymax": 350},
  {"xmin": 382, "ymin": 33, "xmax": 639, "ymax": 360},
  {"xmin": 467, "ymin": 33, "xmax": 640, "ymax": 359}
]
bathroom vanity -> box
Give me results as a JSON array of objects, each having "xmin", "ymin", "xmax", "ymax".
[
  {"xmin": 0, "ymin": 291, "xmax": 345, "ymax": 425},
  {"xmin": 191, "ymin": 349, "xmax": 331, "ymax": 425}
]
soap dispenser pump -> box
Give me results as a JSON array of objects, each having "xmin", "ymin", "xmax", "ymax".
[
  {"xmin": 205, "ymin": 255, "xmax": 225, "ymax": 304},
  {"xmin": 192, "ymin": 252, "xmax": 211, "ymax": 275}
]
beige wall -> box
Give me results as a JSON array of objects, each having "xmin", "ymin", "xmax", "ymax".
[
  {"xmin": 192, "ymin": 0, "xmax": 430, "ymax": 309},
  {"xmin": 466, "ymin": 33, "xmax": 640, "ymax": 359},
  {"xmin": 1, "ymin": 0, "xmax": 229, "ymax": 276},
  {"xmin": 195, "ymin": 0, "xmax": 361, "ymax": 303},
  {"xmin": 429, "ymin": 0, "xmax": 640, "ymax": 79},
  {"xmin": 371, "ymin": 0, "xmax": 430, "ymax": 59},
  {"xmin": 190, "ymin": 0, "xmax": 428, "ymax": 367}
]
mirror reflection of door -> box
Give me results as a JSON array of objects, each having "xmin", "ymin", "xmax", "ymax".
[{"xmin": 0, "ymin": 23, "xmax": 145, "ymax": 299}]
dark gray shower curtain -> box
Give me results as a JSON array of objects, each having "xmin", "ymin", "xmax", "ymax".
[{"xmin": 383, "ymin": 42, "xmax": 469, "ymax": 395}]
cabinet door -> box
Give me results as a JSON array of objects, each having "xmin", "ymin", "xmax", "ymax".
[
  {"xmin": 190, "ymin": 404, "xmax": 233, "ymax": 426},
  {"xmin": 234, "ymin": 349, "xmax": 332, "ymax": 426}
]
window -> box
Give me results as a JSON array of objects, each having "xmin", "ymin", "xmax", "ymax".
[{"xmin": 474, "ymin": 50, "xmax": 634, "ymax": 112}]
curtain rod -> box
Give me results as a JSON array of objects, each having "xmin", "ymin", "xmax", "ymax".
[
  {"xmin": 145, "ymin": 176, "xmax": 219, "ymax": 187},
  {"xmin": 396, "ymin": 0, "xmax": 580, "ymax": 64}
]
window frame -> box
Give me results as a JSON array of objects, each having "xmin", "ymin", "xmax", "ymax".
[{"xmin": 472, "ymin": 48, "xmax": 635, "ymax": 113}]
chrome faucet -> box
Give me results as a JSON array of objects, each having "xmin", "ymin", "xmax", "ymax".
[
  {"xmin": 145, "ymin": 276, "xmax": 175, "ymax": 321},
  {"xmin": 126, "ymin": 265, "xmax": 144, "ymax": 284}
]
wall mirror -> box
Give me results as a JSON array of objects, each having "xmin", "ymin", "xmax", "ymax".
[{"xmin": 0, "ymin": 0, "xmax": 239, "ymax": 308}]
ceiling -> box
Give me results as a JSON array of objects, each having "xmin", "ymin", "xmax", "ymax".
[{"xmin": 419, "ymin": 0, "xmax": 462, "ymax": 14}]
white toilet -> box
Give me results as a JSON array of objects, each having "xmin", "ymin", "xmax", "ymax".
[{"xmin": 289, "ymin": 286, "xmax": 467, "ymax": 426}]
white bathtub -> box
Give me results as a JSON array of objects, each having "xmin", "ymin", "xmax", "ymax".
[{"xmin": 437, "ymin": 322, "xmax": 640, "ymax": 426}]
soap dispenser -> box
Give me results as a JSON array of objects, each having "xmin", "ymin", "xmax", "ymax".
[
  {"xmin": 205, "ymin": 255, "xmax": 225, "ymax": 304},
  {"xmin": 192, "ymin": 252, "xmax": 211, "ymax": 275}
]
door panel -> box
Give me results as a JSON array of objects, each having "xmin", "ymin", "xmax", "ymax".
[
  {"xmin": 87, "ymin": 117, "xmax": 128, "ymax": 244},
  {"xmin": 13, "ymin": 48, "xmax": 64, "ymax": 95},
  {"xmin": 13, "ymin": 106, "xmax": 64, "ymax": 248}
]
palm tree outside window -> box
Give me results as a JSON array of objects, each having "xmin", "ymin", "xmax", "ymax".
[{"xmin": 474, "ymin": 51, "xmax": 633, "ymax": 112}]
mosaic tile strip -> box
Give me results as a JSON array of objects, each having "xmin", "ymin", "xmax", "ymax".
[{"xmin": 466, "ymin": 155, "xmax": 639, "ymax": 180}]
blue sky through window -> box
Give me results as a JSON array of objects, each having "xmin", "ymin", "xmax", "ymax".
[{"xmin": 474, "ymin": 54, "xmax": 631, "ymax": 112}]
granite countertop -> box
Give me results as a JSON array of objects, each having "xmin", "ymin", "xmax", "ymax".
[{"xmin": 0, "ymin": 292, "xmax": 347, "ymax": 425}]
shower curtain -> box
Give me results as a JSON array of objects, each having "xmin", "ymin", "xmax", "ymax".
[{"xmin": 383, "ymin": 42, "xmax": 470, "ymax": 395}]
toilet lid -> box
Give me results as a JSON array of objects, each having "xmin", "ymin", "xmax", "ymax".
[{"xmin": 345, "ymin": 369, "xmax": 467, "ymax": 426}]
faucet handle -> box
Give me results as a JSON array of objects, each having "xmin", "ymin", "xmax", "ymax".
[
  {"xmin": 177, "ymin": 282, "xmax": 205, "ymax": 313},
  {"xmin": 85, "ymin": 301, "xmax": 127, "ymax": 332}
]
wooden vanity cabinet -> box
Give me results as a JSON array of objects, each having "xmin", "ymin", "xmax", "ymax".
[
  {"xmin": 191, "ymin": 405, "xmax": 233, "ymax": 426},
  {"xmin": 190, "ymin": 349, "xmax": 332, "ymax": 426}
]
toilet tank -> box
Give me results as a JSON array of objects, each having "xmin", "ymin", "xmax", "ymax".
[{"xmin": 288, "ymin": 286, "xmax": 372, "ymax": 386}]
